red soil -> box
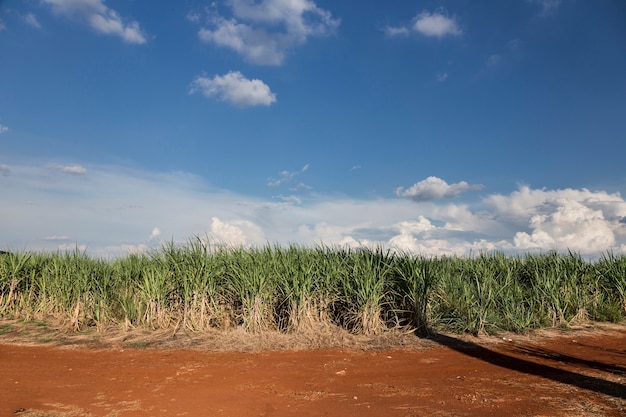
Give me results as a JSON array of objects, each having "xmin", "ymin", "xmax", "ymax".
[{"xmin": 2, "ymin": 326, "xmax": 625, "ymax": 417}]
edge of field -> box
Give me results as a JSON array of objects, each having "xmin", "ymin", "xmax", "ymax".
[{"xmin": 1, "ymin": 318, "xmax": 624, "ymax": 352}]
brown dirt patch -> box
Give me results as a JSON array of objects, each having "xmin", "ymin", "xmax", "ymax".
[{"xmin": 1, "ymin": 322, "xmax": 625, "ymax": 416}]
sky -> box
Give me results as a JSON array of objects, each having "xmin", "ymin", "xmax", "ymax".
[{"xmin": 1, "ymin": 0, "xmax": 625, "ymax": 259}]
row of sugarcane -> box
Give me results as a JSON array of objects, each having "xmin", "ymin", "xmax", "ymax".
[{"xmin": 1, "ymin": 240, "xmax": 624, "ymax": 335}]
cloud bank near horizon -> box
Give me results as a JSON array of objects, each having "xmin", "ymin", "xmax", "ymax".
[{"xmin": 1, "ymin": 160, "xmax": 624, "ymax": 258}]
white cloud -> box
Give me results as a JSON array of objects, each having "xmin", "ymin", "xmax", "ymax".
[
  {"xmin": 267, "ymin": 164, "xmax": 309, "ymax": 187},
  {"xmin": 385, "ymin": 9, "xmax": 461, "ymax": 40},
  {"xmin": 0, "ymin": 164, "xmax": 11, "ymax": 176},
  {"xmin": 43, "ymin": 235, "xmax": 71, "ymax": 241},
  {"xmin": 209, "ymin": 216, "xmax": 265, "ymax": 247},
  {"xmin": 0, "ymin": 124, "xmax": 8, "ymax": 133},
  {"xmin": 62, "ymin": 164, "xmax": 87, "ymax": 175},
  {"xmin": 42, "ymin": 0, "xmax": 147, "ymax": 44},
  {"xmin": 197, "ymin": 17, "xmax": 287, "ymax": 66},
  {"xmin": 0, "ymin": 18, "xmax": 6, "ymax": 31},
  {"xmin": 48, "ymin": 163, "xmax": 87, "ymax": 175},
  {"xmin": 394, "ymin": 217, "xmax": 436, "ymax": 235},
  {"xmin": 193, "ymin": 0, "xmax": 339, "ymax": 65},
  {"xmin": 186, "ymin": 11, "xmax": 201, "ymax": 23},
  {"xmin": 149, "ymin": 227, "xmax": 161, "ymax": 240},
  {"xmin": 57, "ymin": 243, "xmax": 88, "ymax": 252},
  {"xmin": 513, "ymin": 199, "xmax": 615, "ymax": 253},
  {"xmin": 189, "ymin": 71, "xmax": 276, "ymax": 107},
  {"xmin": 1, "ymin": 160, "xmax": 625, "ymax": 258},
  {"xmin": 25, "ymin": 13, "xmax": 42, "ymax": 29},
  {"xmin": 275, "ymin": 195, "xmax": 302, "ymax": 205},
  {"xmin": 395, "ymin": 176, "xmax": 483, "ymax": 202},
  {"xmin": 383, "ymin": 26, "xmax": 410, "ymax": 38},
  {"xmin": 412, "ymin": 10, "xmax": 462, "ymax": 38},
  {"xmin": 485, "ymin": 186, "xmax": 626, "ymax": 254},
  {"xmin": 484, "ymin": 186, "xmax": 626, "ymax": 223},
  {"xmin": 436, "ymin": 73, "xmax": 448, "ymax": 82},
  {"xmin": 228, "ymin": 0, "xmax": 336, "ymax": 35},
  {"xmin": 104, "ymin": 243, "xmax": 149, "ymax": 255},
  {"xmin": 389, "ymin": 234, "xmax": 505, "ymax": 257}
]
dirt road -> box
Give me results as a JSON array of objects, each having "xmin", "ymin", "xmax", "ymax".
[{"xmin": 2, "ymin": 325, "xmax": 625, "ymax": 416}]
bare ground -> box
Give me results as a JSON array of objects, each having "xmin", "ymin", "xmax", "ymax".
[{"xmin": 1, "ymin": 320, "xmax": 625, "ymax": 417}]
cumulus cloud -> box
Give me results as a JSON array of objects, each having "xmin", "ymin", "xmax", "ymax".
[
  {"xmin": 513, "ymin": 199, "xmax": 615, "ymax": 253},
  {"xmin": 149, "ymin": 227, "xmax": 161, "ymax": 240},
  {"xmin": 192, "ymin": 0, "xmax": 340, "ymax": 65},
  {"xmin": 189, "ymin": 71, "xmax": 276, "ymax": 107},
  {"xmin": 1, "ymin": 160, "xmax": 625, "ymax": 258},
  {"xmin": 413, "ymin": 10, "xmax": 462, "ymax": 38},
  {"xmin": 395, "ymin": 176, "xmax": 483, "ymax": 202},
  {"xmin": 484, "ymin": 186, "xmax": 626, "ymax": 223},
  {"xmin": 0, "ymin": 164, "xmax": 11, "ymax": 176},
  {"xmin": 386, "ymin": 9, "xmax": 461, "ymax": 39},
  {"xmin": 394, "ymin": 217, "xmax": 436, "ymax": 235},
  {"xmin": 42, "ymin": 0, "xmax": 147, "ymax": 44},
  {"xmin": 485, "ymin": 186, "xmax": 626, "ymax": 254},
  {"xmin": 0, "ymin": 124, "xmax": 8, "ymax": 133},
  {"xmin": 209, "ymin": 217, "xmax": 265, "ymax": 247}
]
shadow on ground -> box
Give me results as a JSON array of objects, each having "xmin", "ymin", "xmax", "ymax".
[{"xmin": 428, "ymin": 332, "xmax": 626, "ymax": 400}]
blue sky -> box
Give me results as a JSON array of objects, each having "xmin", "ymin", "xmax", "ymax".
[{"xmin": 1, "ymin": 0, "xmax": 625, "ymax": 258}]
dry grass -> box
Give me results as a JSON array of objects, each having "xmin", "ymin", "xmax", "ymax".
[
  {"xmin": 3, "ymin": 317, "xmax": 623, "ymax": 354},
  {"xmin": 0, "ymin": 318, "xmax": 434, "ymax": 352}
]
